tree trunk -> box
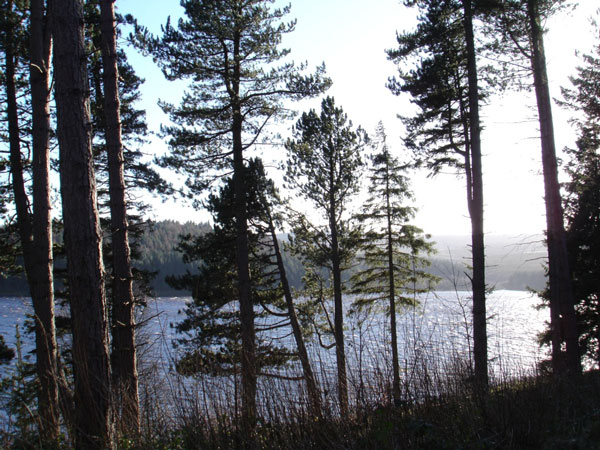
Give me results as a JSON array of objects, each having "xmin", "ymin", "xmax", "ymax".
[
  {"xmin": 233, "ymin": 140, "xmax": 256, "ymax": 433},
  {"xmin": 51, "ymin": 0, "xmax": 114, "ymax": 447},
  {"xmin": 265, "ymin": 208, "xmax": 322, "ymax": 416},
  {"xmin": 29, "ymin": 0, "xmax": 61, "ymax": 440},
  {"xmin": 5, "ymin": 0, "xmax": 60, "ymax": 441},
  {"xmin": 329, "ymin": 162, "xmax": 349, "ymax": 417},
  {"xmin": 527, "ymin": 0, "xmax": 580, "ymax": 376},
  {"xmin": 463, "ymin": 0, "xmax": 488, "ymax": 389},
  {"xmin": 231, "ymin": 23, "xmax": 256, "ymax": 438},
  {"xmin": 385, "ymin": 165, "xmax": 401, "ymax": 404},
  {"xmin": 99, "ymin": 0, "xmax": 140, "ymax": 433}
]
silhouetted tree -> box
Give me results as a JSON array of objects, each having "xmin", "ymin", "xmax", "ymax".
[
  {"xmin": 387, "ymin": 0, "xmax": 489, "ymax": 386},
  {"xmin": 488, "ymin": 0, "xmax": 580, "ymax": 375},
  {"xmin": 285, "ymin": 96, "xmax": 365, "ymax": 417},
  {"xmin": 169, "ymin": 160, "xmax": 295, "ymax": 384},
  {"xmin": 134, "ymin": 0, "xmax": 330, "ymax": 428},
  {"xmin": 350, "ymin": 122, "xmax": 435, "ymax": 404},
  {"xmin": 557, "ymin": 34, "xmax": 600, "ymax": 367}
]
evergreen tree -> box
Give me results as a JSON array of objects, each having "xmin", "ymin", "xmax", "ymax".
[
  {"xmin": 284, "ymin": 96, "xmax": 365, "ymax": 417},
  {"xmin": 86, "ymin": 4, "xmax": 173, "ymax": 432},
  {"xmin": 557, "ymin": 35, "xmax": 600, "ymax": 367},
  {"xmin": 133, "ymin": 0, "xmax": 330, "ymax": 428},
  {"xmin": 488, "ymin": 0, "xmax": 580, "ymax": 375},
  {"xmin": 169, "ymin": 160, "xmax": 294, "ymax": 381},
  {"xmin": 350, "ymin": 122, "xmax": 435, "ymax": 404},
  {"xmin": 1, "ymin": 0, "xmax": 60, "ymax": 440},
  {"xmin": 387, "ymin": 0, "xmax": 489, "ymax": 386},
  {"xmin": 98, "ymin": 0, "xmax": 139, "ymax": 433},
  {"xmin": 51, "ymin": 0, "xmax": 114, "ymax": 446},
  {"xmin": 254, "ymin": 159, "xmax": 322, "ymax": 416}
]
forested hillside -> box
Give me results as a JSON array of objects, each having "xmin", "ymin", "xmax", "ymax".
[
  {"xmin": 430, "ymin": 234, "xmax": 547, "ymax": 291},
  {"xmin": 139, "ymin": 225, "xmax": 546, "ymax": 295},
  {"xmin": 133, "ymin": 220, "xmax": 211, "ymax": 295},
  {"xmin": 0, "ymin": 222, "xmax": 546, "ymax": 296},
  {"xmin": 133, "ymin": 220, "xmax": 306, "ymax": 296}
]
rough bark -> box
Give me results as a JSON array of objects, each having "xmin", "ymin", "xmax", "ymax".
[
  {"xmin": 463, "ymin": 0, "xmax": 488, "ymax": 388},
  {"xmin": 4, "ymin": 0, "xmax": 61, "ymax": 441},
  {"xmin": 98, "ymin": 0, "xmax": 140, "ymax": 433},
  {"xmin": 29, "ymin": 0, "xmax": 61, "ymax": 439},
  {"xmin": 265, "ymin": 208, "xmax": 322, "ymax": 416},
  {"xmin": 527, "ymin": 0, "xmax": 580, "ymax": 376},
  {"xmin": 233, "ymin": 142, "xmax": 256, "ymax": 433},
  {"xmin": 51, "ymin": 0, "xmax": 114, "ymax": 447}
]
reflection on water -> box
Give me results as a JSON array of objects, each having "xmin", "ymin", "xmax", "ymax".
[
  {"xmin": 0, "ymin": 290, "xmax": 547, "ymax": 415},
  {"xmin": 137, "ymin": 290, "xmax": 546, "ymax": 372}
]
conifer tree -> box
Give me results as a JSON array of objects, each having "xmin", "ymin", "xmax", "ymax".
[
  {"xmin": 350, "ymin": 123, "xmax": 435, "ymax": 404},
  {"xmin": 51, "ymin": 0, "xmax": 113, "ymax": 446},
  {"xmin": 134, "ymin": 0, "xmax": 329, "ymax": 427},
  {"xmin": 98, "ymin": 0, "xmax": 139, "ymax": 433},
  {"xmin": 285, "ymin": 96, "xmax": 365, "ymax": 417},
  {"xmin": 86, "ymin": 4, "xmax": 172, "ymax": 432},
  {"xmin": 556, "ymin": 35, "xmax": 600, "ymax": 367},
  {"xmin": 169, "ymin": 160, "xmax": 296, "ymax": 381},
  {"xmin": 1, "ymin": 0, "xmax": 60, "ymax": 440},
  {"xmin": 387, "ymin": 0, "xmax": 489, "ymax": 387},
  {"xmin": 488, "ymin": 0, "xmax": 580, "ymax": 375},
  {"xmin": 258, "ymin": 182, "xmax": 322, "ymax": 416}
]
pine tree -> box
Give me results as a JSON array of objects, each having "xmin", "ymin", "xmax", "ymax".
[
  {"xmin": 0, "ymin": 0, "xmax": 60, "ymax": 440},
  {"xmin": 387, "ymin": 0, "xmax": 489, "ymax": 387},
  {"xmin": 51, "ymin": 0, "xmax": 113, "ymax": 446},
  {"xmin": 284, "ymin": 96, "xmax": 365, "ymax": 417},
  {"xmin": 488, "ymin": 0, "xmax": 580, "ymax": 375},
  {"xmin": 86, "ymin": 4, "xmax": 172, "ymax": 432},
  {"xmin": 169, "ymin": 160, "xmax": 295, "ymax": 382},
  {"xmin": 260, "ymin": 199, "xmax": 322, "ymax": 415},
  {"xmin": 133, "ymin": 0, "xmax": 329, "ymax": 428},
  {"xmin": 98, "ymin": 0, "xmax": 140, "ymax": 433},
  {"xmin": 350, "ymin": 122, "xmax": 435, "ymax": 404},
  {"xmin": 558, "ymin": 35, "xmax": 600, "ymax": 367}
]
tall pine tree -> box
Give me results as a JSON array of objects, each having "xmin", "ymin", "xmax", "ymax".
[
  {"xmin": 134, "ymin": 0, "xmax": 329, "ymax": 428},
  {"xmin": 488, "ymin": 0, "xmax": 580, "ymax": 375},
  {"xmin": 284, "ymin": 96, "xmax": 365, "ymax": 417},
  {"xmin": 0, "ymin": 0, "xmax": 60, "ymax": 440},
  {"xmin": 387, "ymin": 0, "xmax": 489, "ymax": 386},
  {"xmin": 51, "ymin": 0, "xmax": 114, "ymax": 446}
]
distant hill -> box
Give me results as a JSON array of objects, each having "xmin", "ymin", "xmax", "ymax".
[
  {"xmin": 133, "ymin": 220, "xmax": 212, "ymax": 296},
  {"xmin": 136, "ymin": 227, "xmax": 547, "ymax": 295},
  {"xmin": 0, "ymin": 222, "xmax": 547, "ymax": 297},
  {"xmin": 429, "ymin": 234, "xmax": 547, "ymax": 291}
]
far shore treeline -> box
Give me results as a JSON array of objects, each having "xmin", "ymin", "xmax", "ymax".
[{"xmin": 0, "ymin": 220, "xmax": 547, "ymax": 297}]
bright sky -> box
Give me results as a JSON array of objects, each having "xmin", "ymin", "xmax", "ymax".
[{"xmin": 116, "ymin": 0, "xmax": 599, "ymax": 237}]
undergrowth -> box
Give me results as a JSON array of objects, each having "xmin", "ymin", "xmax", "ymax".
[{"xmin": 127, "ymin": 370, "xmax": 600, "ymax": 450}]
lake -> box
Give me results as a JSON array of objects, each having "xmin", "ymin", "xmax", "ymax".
[{"xmin": 1, "ymin": 290, "xmax": 548, "ymax": 413}]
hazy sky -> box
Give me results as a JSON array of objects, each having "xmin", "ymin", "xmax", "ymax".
[{"xmin": 117, "ymin": 0, "xmax": 598, "ymax": 237}]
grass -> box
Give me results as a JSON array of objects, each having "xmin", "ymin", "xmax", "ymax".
[{"xmin": 128, "ymin": 354, "xmax": 600, "ymax": 450}]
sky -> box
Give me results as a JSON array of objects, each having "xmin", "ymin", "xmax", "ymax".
[{"xmin": 116, "ymin": 0, "xmax": 599, "ymax": 237}]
